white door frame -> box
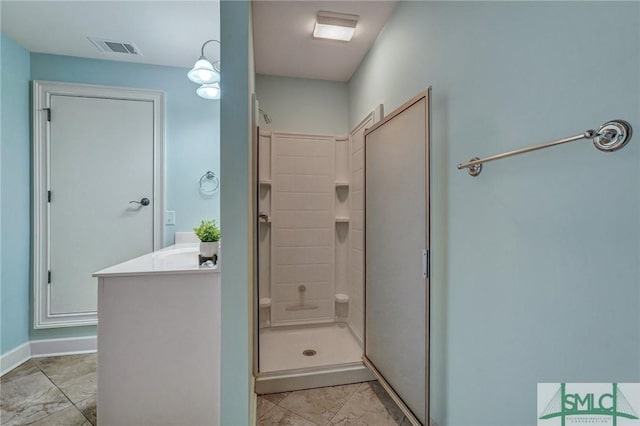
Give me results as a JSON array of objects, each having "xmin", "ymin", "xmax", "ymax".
[{"xmin": 32, "ymin": 80, "xmax": 165, "ymax": 329}]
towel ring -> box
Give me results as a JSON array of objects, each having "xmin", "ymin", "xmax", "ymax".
[{"xmin": 199, "ymin": 171, "xmax": 220, "ymax": 194}]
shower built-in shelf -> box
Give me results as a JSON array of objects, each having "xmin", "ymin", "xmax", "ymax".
[
  {"xmin": 335, "ymin": 217, "xmax": 350, "ymax": 223},
  {"xmin": 335, "ymin": 182, "xmax": 349, "ymax": 188},
  {"xmin": 335, "ymin": 293, "xmax": 349, "ymax": 303},
  {"xmin": 259, "ymin": 179, "xmax": 272, "ymax": 186}
]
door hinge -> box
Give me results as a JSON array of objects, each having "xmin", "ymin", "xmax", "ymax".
[
  {"xmin": 422, "ymin": 249, "xmax": 430, "ymax": 278},
  {"xmin": 48, "ymin": 190, "xmax": 52, "ymax": 202},
  {"xmin": 44, "ymin": 108, "xmax": 51, "ymax": 122},
  {"xmin": 48, "ymin": 270, "xmax": 52, "ymax": 284}
]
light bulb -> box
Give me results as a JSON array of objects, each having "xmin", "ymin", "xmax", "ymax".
[
  {"xmin": 188, "ymin": 58, "xmax": 220, "ymax": 84},
  {"xmin": 197, "ymin": 83, "xmax": 220, "ymax": 100}
]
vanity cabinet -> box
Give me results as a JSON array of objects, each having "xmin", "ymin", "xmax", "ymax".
[{"xmin": 94, "ymin": 245, "xmax": 220, "ymax": 426}]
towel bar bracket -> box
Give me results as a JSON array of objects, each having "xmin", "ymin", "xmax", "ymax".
[{"xmin": 467, "ymin": 157, "xmax": 482, "ymax": 177}]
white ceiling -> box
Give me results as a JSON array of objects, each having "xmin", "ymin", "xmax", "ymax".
[
  {"xmin": 1, "ymin": 0, "xmax": 397, "ymax": 81},
  {"xmin": 0, "ymin": 1, "xmax": 220, "ymax": 69},
  {"xmin": 252, "ymin": 0, "xmax": 398, "ymax": 81}
]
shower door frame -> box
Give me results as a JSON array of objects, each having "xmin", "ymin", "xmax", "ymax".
[
  {"xmin": 252, "ymin": 94, "xmax": 260, "ymax": 378},
  {"xmin": 362, "ymin": 88, "xmax": 431, "ymax": 426}
]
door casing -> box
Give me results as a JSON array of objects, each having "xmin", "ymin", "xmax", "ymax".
[{"xmin": 32, "ymin": 80, "xmax": 165, "ymax": 328}]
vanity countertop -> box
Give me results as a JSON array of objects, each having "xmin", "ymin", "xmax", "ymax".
[{"xmin": 93, "ymin": 243, "xmax": 219, "ymax": 278}]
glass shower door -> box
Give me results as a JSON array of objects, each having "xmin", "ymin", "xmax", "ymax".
[{"xmin": 363, "ymin": 89, "xmax": 430, "ymax": 425}]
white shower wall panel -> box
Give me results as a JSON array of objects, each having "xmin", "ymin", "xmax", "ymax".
[
  {"xmin": 273, "ymin": 229, "xmax": 331, "ymax": 247},
  {"xmin": 273, "ymin": 136, "xmax": 332, "ymax": 157},
  {"xmin": 334, "ymin": 137, "xmax": 350, "ymax": 298},
  {"xmin": 275, "ymin": 175, "xmax": 333, "ymax": 193},
  {"xmin": 273, "ymin": 264, "xmax": 331, "ymax": 284},
  {"xmin": 275, "ymin": 193, "xmax": 332, "ymax": 211},
  {"xmin": 271, "ymin": 133, "xmax": 336, "ymax": 326},
  {"xmin": 272, "ymin": 281, "xmax": 332, "ymax": 301},
  {"xmin": 258, "ymin": 133, "xmax": 272, "ymax": 305},
  {"xmin": 274, "ymin": 246, "xmax": 332, "ymax": 265},
  {"xmin": 274, "ymin": 156, "xmax": 332, "ymax": 176},
  {"xmin": 276, "ymin": 210, "xmax": 331, "ymax": 227}
]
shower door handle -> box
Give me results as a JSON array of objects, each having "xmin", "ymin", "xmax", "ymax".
[{"xmin": 422, "ymin": 249, "xmax": 429, "ymax": 278}]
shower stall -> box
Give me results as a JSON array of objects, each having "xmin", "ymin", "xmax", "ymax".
[
  {"xmin": 254, "ymin": 117, "xmax": 373, "ymax": 392},
  {"xmin": 253, "ymin": 90, "xmax": 431, "ymax": 425}
]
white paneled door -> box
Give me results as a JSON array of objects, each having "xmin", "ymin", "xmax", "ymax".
[
  {"xmin": 364, "ymin": 89, "xmax": 430, "ymax": 425},
  {"xmin": 33, "ymin": 81, "xmax": 164, "ymax": 328}
]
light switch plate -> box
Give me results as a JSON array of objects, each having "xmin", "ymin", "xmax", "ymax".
[{"xmin": 165, "ymin": 210, "xmax": 176, "ymax": 226}]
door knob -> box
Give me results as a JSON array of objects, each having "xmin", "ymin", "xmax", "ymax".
[{"xmin": 129, "ymin": 197, "xmax": 150, "ymax": 206}]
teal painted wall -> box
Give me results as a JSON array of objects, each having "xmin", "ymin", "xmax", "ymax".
[
  {"xmin": 255, "ymin": 74, "xmax": 349, "ymax": 135},
  {"xmin": 26, "ymin": 54, "xmax": 219, "ymax": 341},
  {"xmin": 0, "ymin": 34, "xmax": 31, "ymax": 355},
  {"xmin": 220, "ymin": 1, "xmax": 252, "ymax": 424},
  {"xmin": 349, "ymin": 2, "xmax": 640, "ymax": 425}
]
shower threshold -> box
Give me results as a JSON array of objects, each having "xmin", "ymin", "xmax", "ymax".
[{"xmin": 255, "ymin": 362, "xmax": 374, "ymax": 394}]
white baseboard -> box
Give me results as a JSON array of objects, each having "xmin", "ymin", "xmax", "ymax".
[
  {"xmin": 1, "ymin": 336, "xmax": 97, "ymax": 376},
  {"xmin": 0, "ymin": 342, "xmax": 31, "ymax": 377},
  {"xmin": 30, "ymin": 336, "xmax": 97, "ymax": 358}
]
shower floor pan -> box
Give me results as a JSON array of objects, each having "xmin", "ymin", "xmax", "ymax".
[{"xmin": 256, "ymin": 323, "xmax": 374, "ymax": 394}]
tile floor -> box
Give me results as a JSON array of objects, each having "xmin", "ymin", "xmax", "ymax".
[
  {"xmin": 0, "ymin": 354, "xmax": 96, "ymax": 426},
  {"xmin": 257, "ymin": 382, "xmax": 409, "ymax": 426},
  {"xmin": 2, "ymin": 354, "xmax": 407, "ymax": 426}
]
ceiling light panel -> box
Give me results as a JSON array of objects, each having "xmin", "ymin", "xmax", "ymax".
[{"xmin": 313, "ymin": 11, "xmax": 358, "ymax": 42}]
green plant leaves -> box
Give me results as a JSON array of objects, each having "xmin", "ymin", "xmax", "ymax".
[{"xmin": 193, "ymin": 219, "xmax": 221, "ymax": 242}]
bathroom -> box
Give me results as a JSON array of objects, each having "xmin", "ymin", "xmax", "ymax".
[{"xmin": 2, "ymin": 1, "xmax": 639, "ymax": 426}]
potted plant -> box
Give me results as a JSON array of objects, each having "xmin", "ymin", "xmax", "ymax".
[{"xmin": 193, "ymin": 219, "xmax": 221, "ymax": 258}]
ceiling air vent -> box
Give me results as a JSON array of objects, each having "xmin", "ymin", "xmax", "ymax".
[{"xmin": 88, "ymin": 37, "xmax": 142, "ymax": 56}]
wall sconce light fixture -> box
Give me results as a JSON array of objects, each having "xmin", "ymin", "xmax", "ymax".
[{"xmin": 188, "ymin": 39, "xmax": 221, "ymax": 100}]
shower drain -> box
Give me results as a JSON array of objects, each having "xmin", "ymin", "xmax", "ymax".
[{"xmin": 302, "ymin": 349, "xmax": 317, "ymax": 356}]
